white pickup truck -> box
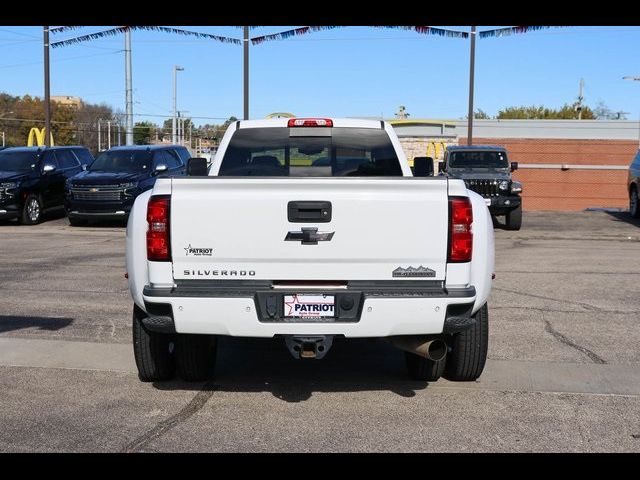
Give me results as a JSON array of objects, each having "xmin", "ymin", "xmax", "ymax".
[{"xmin": 126, "ymin": 118, "xmax": 494, "ymax": 383}]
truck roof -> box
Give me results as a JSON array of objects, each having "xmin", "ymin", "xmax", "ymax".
[
  {"xmin": 108, "ymin": 144, "xmax": 185, "ymax": 151},
  {"xmin": 447, "ymin": 145, "xmax": 507, "ymax": 152},
  {"xmin": 1, "ymin": 146, "xmax": 88, "ymax": 153},
  {"xmin": 237, "ymin": 118, "xmax": 385, "ymax": 129}
]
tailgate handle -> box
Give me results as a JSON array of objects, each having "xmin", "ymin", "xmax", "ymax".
[{"xmin": 287, "ymin": 201, "xmax": 332, "ymax": 223}]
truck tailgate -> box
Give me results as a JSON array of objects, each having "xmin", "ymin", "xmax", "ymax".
[{"xmin": 169, "ymin": 178, "xmax": 449, "ymax": 281}]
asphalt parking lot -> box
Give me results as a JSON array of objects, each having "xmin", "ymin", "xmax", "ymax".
[{"xmin": 1, "ymin": 210, "xmax": 639, "ymax": 452}]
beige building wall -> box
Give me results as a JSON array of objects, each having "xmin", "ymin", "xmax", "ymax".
[{"xmin": 398, "ymin": 136, "xmax": 458, "ymax": 167}]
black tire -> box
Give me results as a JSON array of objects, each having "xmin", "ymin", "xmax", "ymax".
[
  {"xmin": 68, "ymin": 217, "xmax": 87, "ymax": 227},
  {"xmin": 176, "ymin": 334, "xmax": 217, "ymax": 382},
  {"xmin": 630, "ymin": 186, "xmax": 640, "ymax": 219},
  {"xmin": 405, "ymin": 352, "xmax": 445, "ymax": 381},
  {"xmin": 505, "ymin": 203, "xmax": 522, "ymax": 230},
  {"xmin": 443, "ymin": 303, "xmax": 489, "ymax": 382},
  {"xmin": 132, "ymin": 304, "xmax": 175, "ymax": 382},
  {"xmin": 20, "ymin": 194, "xmax": 43, "ymax": 225}
]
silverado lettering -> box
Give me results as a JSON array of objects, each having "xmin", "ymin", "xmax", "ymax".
[{"xmin": 183, "ymin": 270, "xmax": 256, "ymax": 276}]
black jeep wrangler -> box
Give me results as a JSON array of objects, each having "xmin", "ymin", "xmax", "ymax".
[{"xmin": 441, "ymin": 145, "xmax": 522, "ymax": 230}]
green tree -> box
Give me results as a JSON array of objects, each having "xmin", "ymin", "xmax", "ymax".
[
  {"xmin": 51, "ymin": 103, "xmax": 76, "ymax": 145},
  {"xmin": 0, "ymin": 92, "xmax": 119, "ymax": 152},
  {"xmin": 474, "ymin": 109, "xmax": 491, "ymax": 119},
  {"xmin": 162, "ymin": 117, "xmax": 193, "ymax": 143},
  {"xmin": 133, "ymin": 121, "xmax": 155, "ymax": 145},
  {"xmin": 497, "ymin": 104, "xmax": 595, "ymax": 120},
  {"xmin": 216, "ymin": 116, "xmax": 238, "ymax": 140},
  {"xmin": 75, "ymin": 103, "xmax": 117, "ymax": 155}
]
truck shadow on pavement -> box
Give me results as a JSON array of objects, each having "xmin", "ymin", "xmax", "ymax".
[
  {"xmin": 605, "ymin": 211, "xmax": 640, "ymax": 228},
  {"xmin": 153, "ymin": 337, "xmax": 431, "ymax": 402},
  {"xmin": 0, "ymin": 315, "xmax": 73, "ymax": 333}
]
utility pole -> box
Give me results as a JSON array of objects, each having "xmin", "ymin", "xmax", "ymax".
[
  {"xmin": 124, "ymin": 29, "xmax": 133, "ymax": 145},
  {"xmin": 576, "ymin": 78, "xmax": 585, "ymax": 120},
  {"xmin": 172, "ymin": 65, "xmax": 184, "ymax": 144},
  {"xmin": 97, "ymin": 119, "xmax": 102, "ymax": 151},
  {"xmin": 244, "ymin": 26, "xmax": 249, "ymax": 120},
  {"xmin": 107, "ymin": 120, "xmax": 111, "ymax": 150},
  {"xmin": 43, "ymin": 26, "xmax": 51, "ymax": 147},
  {"xmin": 466, "ymin": 25, "xmax": 476, "ymax": 146}
]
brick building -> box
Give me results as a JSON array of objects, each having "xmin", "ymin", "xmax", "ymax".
[{"xmin": 392, "ymin": 119, "xmax": 638, "ymax": 212}]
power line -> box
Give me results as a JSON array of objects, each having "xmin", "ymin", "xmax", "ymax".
[
  {"xmin": 0, "ymin": 50, "xmax": 122, "ymax": 70},
  {"xmin": 0, "ymin": 28, "xmax": 40, "ymax": 39}
]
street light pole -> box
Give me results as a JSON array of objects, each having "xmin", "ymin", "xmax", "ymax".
[
  {"xmin": 125, "ymin": 28, "xmax": 134, "ymax": 146},
  {"xmin": 43, "ymin": 26, "xmax": 51, "ymax": 147},
  {"xmin": 173, "ymin": 65, "xmax": 184, "ymax": 144},
  {"xmin": 244, "ymin": 26, "xmax": 249, "ymax": 120},
  {"xmin": 467, "ymin": 25, "xmax": 477, "ymax": 146}
]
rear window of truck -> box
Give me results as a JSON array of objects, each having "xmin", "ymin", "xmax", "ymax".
[
  {"xmin": 218, "ymin": 127, "xmax": 402, "ymax": 177},
  {"xmin": 449, "ymin": 150, "xmax": 508, "ymax": 169}
]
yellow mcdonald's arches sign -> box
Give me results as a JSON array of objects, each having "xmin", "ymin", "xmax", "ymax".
[
  {"xmin": 426, "ymin": 141, "xmax": 448, "ymax": 159},
  {"xmin": 27, "ymin": 128, "xmax": 55, "ymax": 147}
]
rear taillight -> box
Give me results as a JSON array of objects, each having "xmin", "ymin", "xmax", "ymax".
[
  {"xmin": 287, "ymin": 118, "xmax": 333, "ymax": 127},
  {"xmin": 448, "ymin": 197, "xmax": 473, "ymax": 263},
  {"xmin": 147, "ymin": 195, "xmax": 171, "ymax": 262}
]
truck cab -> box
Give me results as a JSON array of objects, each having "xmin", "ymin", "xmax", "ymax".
[{"xmin": 442, "ymin": 145, "xmax": 523, "ymax": 230}]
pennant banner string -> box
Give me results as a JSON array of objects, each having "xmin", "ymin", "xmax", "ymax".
[
  {"xmin": 251, "ymin": 25, "xmax": 468, "ymax": 44},
  {"xmin": 50, "ymin": 26, "xmax": 85, "ymax": 34},
  {"xmin": 479, "ymin": 26, "xmax": 568, "ymax": 38},
  {"xmin": 51, "ymin": 26, "xmax": 241, "ymax": 48}
]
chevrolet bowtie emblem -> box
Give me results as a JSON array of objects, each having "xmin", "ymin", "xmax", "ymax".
[{"xmin": 285, "ymin": 227, "xmax": 334, "ymax": 245}]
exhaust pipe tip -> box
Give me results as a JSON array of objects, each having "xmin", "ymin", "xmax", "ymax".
[
  {"xmin": 425, "ymin": 339, "xmax": 447, "ymax": 362},
  {"xmin": 387, "ymin": 336, "xmax": 448, "ymax": 362}
]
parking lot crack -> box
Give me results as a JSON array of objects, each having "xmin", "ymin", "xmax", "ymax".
[
  {"xmin": 121, "ymin": 381, "xmax": 217, "ymax": 452},
  {"xmin": 543, "ymin": 319, "xmax": 606, "ymax": 365},
  {"xmin": 494, "ymin": 287, "xmax": 633, "ymax": 314}
]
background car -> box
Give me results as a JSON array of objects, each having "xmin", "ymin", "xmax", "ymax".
[
  {"xmin": 0, "ymin": 146, "xmax": 94, "ymax": 224},
  {"xmin": 64, "ymin": 144, "xmax": 190, "ymax": 226}
]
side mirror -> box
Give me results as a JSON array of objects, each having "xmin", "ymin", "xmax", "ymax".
[
  {"xmin": 154, "ymin": 163, "xmax": 168, "ymax": 174},
  {"xmin": 413, "ymin": 157, "xmax": 434, "ymax": 177},
  {"xmin": 438, "ymin": 161, "xmax": 446, "ymax": 174},
  {"xmin": 42, "ymin": 164, "xmax": 56, "ymax": 174},
  {"xmin": 187, "ymin": 157, "xmax": 209, "ymax": 176},
  {"xmin": 511, "ymin": 162, "xmax": 518, "ymax": 172}
]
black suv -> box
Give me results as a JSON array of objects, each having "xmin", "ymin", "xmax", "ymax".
[
  {"xmin": 0, "ymin": 146, "xmax": 94, "ymax": 224},
  {"xmin": 441, "ymin": 145, "xmax": 522, "ymax": 230},
  {"xmin": 65, "ymin": 144, "xmax": 189, "ymax": 225}
]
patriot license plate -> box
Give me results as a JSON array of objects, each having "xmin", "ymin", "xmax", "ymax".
[{"xmin": 284, "ymin": 294, "xmax": 335, "ymax": 318}]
